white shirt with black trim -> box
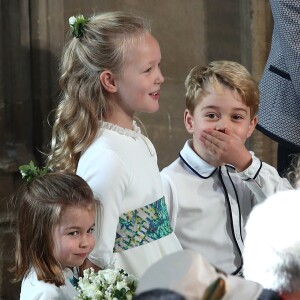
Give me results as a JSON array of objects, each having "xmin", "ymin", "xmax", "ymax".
[{"xmin": 161, "ymin": 140, "xmax": 292, "ymax": 274}]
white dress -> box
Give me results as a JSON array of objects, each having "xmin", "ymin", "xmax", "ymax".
[
  {"xmin": 161, "ymin": 140, "xmax": 292, "ymax": 274},
  {"xmin": 77, "ymin": 121, "xmax": 182, "ymax": 278},
  {"xmin": 20, "ymin": 268, "xmax": 77, "ymax": 300}
]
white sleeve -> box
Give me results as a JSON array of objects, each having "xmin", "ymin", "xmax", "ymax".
[
  {"xmin": 238, "ymin": 151, "xmax": 293, "ymax": 204},
  {"xmin": 20, "ymin": 281, "xmax": 63, "ymax": 300},
  {"xmin": 77, "ymin": 147, "xmax": 129, "ymax": 268},
  {"xmin": 160, "ymin": 171, "xmax": 178, "ymax": 229},
  {"xmin": 28, "ymin": 292, "xmax": 60, "ymax": 300}
]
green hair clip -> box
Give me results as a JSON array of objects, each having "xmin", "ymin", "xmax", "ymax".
[
  {"xmin": 19, "ymin": 161, "xmax": 50, "ymax": 182},
  {"xmin": 69, "ymin": 14, "xmax": 88, "ymax": 38}
]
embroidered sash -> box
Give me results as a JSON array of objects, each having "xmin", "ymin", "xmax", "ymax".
[{"xmin": 113, "ymin": 197, "xmax": 173, "ymax": 252}]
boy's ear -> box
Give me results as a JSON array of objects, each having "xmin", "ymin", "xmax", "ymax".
[
  {"xmin": 184, "ymin": 109, "xmax": 194, "ymax": 134},
  {"xmin": 246, "ymin": 115, "xmax": 258, "ymax": 138},
  {"xmin": 99, "ymin": 70, "xmax": 117, "ymax": 93}
]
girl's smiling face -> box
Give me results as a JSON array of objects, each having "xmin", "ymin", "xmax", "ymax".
[
  {"xmin": 53, "ymin": 204, "xmax": 95, "ymax": 268},
  {"xmin": 114, "ymin": 33, "xmax": 165, "ymax": 116}
]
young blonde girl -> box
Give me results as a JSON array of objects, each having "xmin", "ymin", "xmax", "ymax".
[
  {"xmin": 11, "ymin": 172, "xmax": 96, "ymax": 300},
  {"xmin": 47, "ymin": 11, "xmax": 182, "ymax": 277}
]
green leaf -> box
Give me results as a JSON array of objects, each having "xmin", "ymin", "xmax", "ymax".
[
  {"xmin": 69, "ymin": 14, "xmax": 88, "ymax": 38},
  {"xmin": 19, "ymin": 160, "xmax": 51, "ymax": 182}
]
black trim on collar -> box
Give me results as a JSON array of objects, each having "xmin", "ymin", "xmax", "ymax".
[
  {"xmin": 218, "ymin": 168, "xmax": 243, "ymax": 275},
  {"xmin": 253, "ymin": 160, "xmax": 263, "ymax": 180},
  {"xmin": 225, "ymin": 165, "xmax": 236, "ymax": 170},
  {"xmin": 240, "ymin": 159, "xmax": 262, "ymax": 181},
  {"xmin": 242, "ymin": 178, "xmax": 251, "ymax": 182},
  {"xmin": 226, "ymin": 167, "xmax": 244, "ymax": 244},
  {"xmin": 179, "ymin": 153, "xmax": 217, "ymax": 179}
]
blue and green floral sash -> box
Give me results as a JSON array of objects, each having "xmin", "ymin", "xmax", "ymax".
[{"xmin": 113, "ymin": 197, "xmax": 173, "ymax": 252}]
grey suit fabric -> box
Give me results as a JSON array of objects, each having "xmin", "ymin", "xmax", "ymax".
[{"xmin": 257, "ymin": 0, "xmax": 300, "ymax": 149}]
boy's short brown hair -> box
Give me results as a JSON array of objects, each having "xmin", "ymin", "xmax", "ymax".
[{"xmin": 185, "ymin": 61, "xmax": 259, "ymax": 119}]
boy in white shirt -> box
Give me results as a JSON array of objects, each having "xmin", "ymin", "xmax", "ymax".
[{"xmin": 161, "ymin": 61, "xmax": 292, "ymax": 275}]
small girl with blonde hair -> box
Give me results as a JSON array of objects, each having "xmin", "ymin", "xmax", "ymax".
[
  {"xmin": 11, "ymin": 170, "xmax": 96, "ymax": 299},
  {"xmin": 47, "ymin": 11, "xmax": 181, "ymax": 277}
]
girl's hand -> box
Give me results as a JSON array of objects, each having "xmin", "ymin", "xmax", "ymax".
[{"xmin": 200, "ymin": 128, "xmax": 252, "ymax": 172}]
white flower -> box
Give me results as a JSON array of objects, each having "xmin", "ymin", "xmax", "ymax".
[
  {"xmin": 102, "ymin": 269, "xmax": 118, "ymax": 284},
  {"xmin": 69, "ymin": 16, "xmax": 76, "ymax": 26},
  {"xmin": 116, "ymin": 281, "xmax": 128, "ymax": 290},
  {"xmin": 75, "ymin": 268, "xmax": 138, "ymax": 300}
]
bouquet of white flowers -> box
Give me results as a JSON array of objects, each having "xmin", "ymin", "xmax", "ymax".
[{"xmin": 75, "ymin": 268, "xmax": 138, "ymax": 300}]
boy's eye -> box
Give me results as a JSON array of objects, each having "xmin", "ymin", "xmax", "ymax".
[
  {"xmin": 206, "ymin": 113, "xmax": 218, "ymax": 119},
  {"xmin": 87, "ymin": 227, "xmax": 95, "ymax": 234},
  {"xmin": 144, "ymin": 67, "xmax": 152, "ymax": 73},
  {"xmin": 232, "ymin": 115, "xmax": 244, "ymax": 120}
]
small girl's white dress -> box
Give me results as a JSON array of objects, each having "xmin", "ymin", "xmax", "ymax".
[
  {"xmin": 77, "ymin": 122, "xmax": 182, "ymax": 278},
  {"xmin": 20, "ymin": 267, "xmax": 77, "ymax": 300}
]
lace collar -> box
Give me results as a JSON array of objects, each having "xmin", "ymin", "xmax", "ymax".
[{"xmin": 100, "ymin": 121, "xmax": 141, "ymax": 138}]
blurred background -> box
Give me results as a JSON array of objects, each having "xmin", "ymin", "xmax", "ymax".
[{"xmin": 0, "ymin": 0, "xmax": 274, "ymax": 298}]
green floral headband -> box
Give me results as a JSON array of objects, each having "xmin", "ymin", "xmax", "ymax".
[
  {"xmin": 19, "ymin": 161, "xmax": 51, "ymax": 182},
  {"xmin": 69, "ymin": 14, "xmax": 89, "ymax": 38}
]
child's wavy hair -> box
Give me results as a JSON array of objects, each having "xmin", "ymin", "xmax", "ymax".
[
  {"xmin": 47, "ymin": 11, "xmax": 151, "ymax": 173},
  {"xmin": 185, "ymin": 60, "xmax": 259, "ymax": 119},
  {"xmin": 285, "ymin": 154, "xmax": 300, "ymax": 188},
  {"xmin": 11, "ymin": 172, "xmax": 96, "ymax": 287}
]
